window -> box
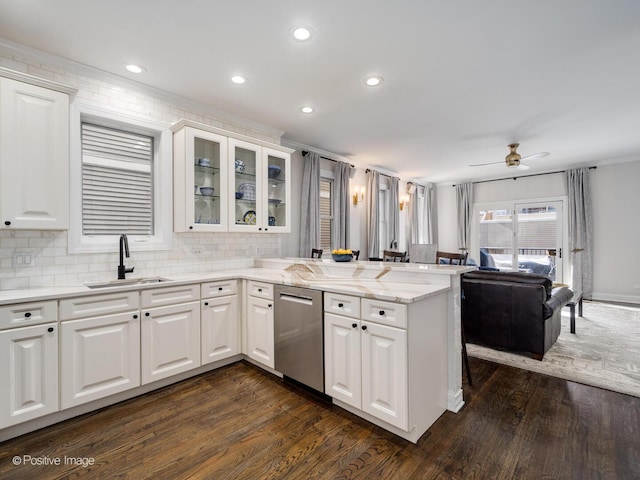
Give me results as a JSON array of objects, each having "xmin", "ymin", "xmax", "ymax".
[
  {"xmin": 69, "ymin": 104, "xmax": 172, "ymax": 253},
  {"xmin": 81, "ymin": 123, "xmax": 153, "ymax": 235},
  {"xmin": 319, "ymin": 178, "xmax": 333, "ymax": 252},
  {"xmin": 378, "ymin": 183, "xmax": 390, "ymax": 250}
]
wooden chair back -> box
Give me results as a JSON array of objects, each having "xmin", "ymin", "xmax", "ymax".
[
  {"xmin": 383, "ymin": 250, "xmax": 407, "ymax": 262},
  {"xmin": 311, "ymin": 248, "xmax": 323, "ymax": 259},
  {"xmin": 436, "ymin": 250, "xmax": 467, "ymax": 265}
]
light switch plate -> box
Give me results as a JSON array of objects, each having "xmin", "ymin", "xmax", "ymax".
[{"xmin": 12, "ymin": 251, "xmax": 35, "ymax": 268}]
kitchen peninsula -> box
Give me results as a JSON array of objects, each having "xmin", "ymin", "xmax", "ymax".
[{"xmin": 0, "ymin": 258, "xmax": 473, "ymax": 444}]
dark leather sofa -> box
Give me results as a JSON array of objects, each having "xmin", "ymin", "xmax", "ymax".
[{"xmin": 462, "ymin": 270, "xmax": 573, "ymax": 360}]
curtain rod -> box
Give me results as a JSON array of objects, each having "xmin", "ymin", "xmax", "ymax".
[
  {"xmin": 301, "ymin": 150, "xmax": 354, "ymax": 168},
  {"xmin": 452, "ymin": 166, "xmax": 597, "ymax": 187}
]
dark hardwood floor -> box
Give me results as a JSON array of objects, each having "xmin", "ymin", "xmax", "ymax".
[{"xmin": 1, "ymin": 358, "xmax": 638, "ymax": 479}]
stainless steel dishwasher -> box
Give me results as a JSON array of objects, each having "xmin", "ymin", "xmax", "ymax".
[{"xmin": 274, "ymin": 285, "xmax": 324, "ymax": 393}]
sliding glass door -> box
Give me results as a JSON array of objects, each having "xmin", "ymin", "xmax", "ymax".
[{"xmin": 474, "ymin": 200, "xmax": 564, "ymax": 282}]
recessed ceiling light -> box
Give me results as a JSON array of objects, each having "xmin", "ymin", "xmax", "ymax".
[
  {"xmin": 365, "ymin": 76, "xmax": 383, "ymax": 87},
  {"xmin": 300, "ymin": 106, "xmax": 314, "ymax": 114},
  {"xmin": 125, "ymin": 64, "xmax": 145, "ymax": 74},
  {"xmin": 292, "ymin": 26, "xmax": 314, "ymax": 41},
  {"xmin": 231, "ymin": 75, "xmax": 246, "ymax": 85}
]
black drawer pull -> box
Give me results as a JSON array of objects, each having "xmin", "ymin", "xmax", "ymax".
[
  {"xmin": 338, "ymin": 303, "xmax": 344, "ymax": 308},
  {"xmin": 361, "ymin": 325, "xmax": 368, "ymax": 331},
  {"xmin": 268, "ymin": 304, "xmax": 272, "ymax": 308},
  {"xmin": 204, "ymin": 302, "xmax": 209, "ymax": 306},
  {"xmin": 133, "ymin": 314, "xmax": 138, "ymax": 319},
  {"xmin": 4, "ymin": 221, "xmax": 11, "ymax": 226},
  {"xmin": 258, "ymin": 288, "xmax": 263, "ymax": 292},
  {"xmin": 352, "ymin": 323, "xmax": 357, "ymax": 328},
  {"xmin": 47, "ymin": 327, "xmax": 54, "ymax": 333},
  {"xmin": 218, "ymin": 287, "xmax": 223, "ymax": 291},
  {"xmin": 24, "ymin": 312, "xmax": 32, "ymax": 318},
  {"xmin": 379, "ymin": 310, "xmax": 385, "ymax": 316},
  {"xmin": 145, "ymin": 312, "xmax": 150, "ymax": 317}
]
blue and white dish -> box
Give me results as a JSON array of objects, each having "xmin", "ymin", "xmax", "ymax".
[
  {"xmin": 268, "ymin": 165, "xmax": 282, "ymax": 179},
  {"xmin": 235, "ymin": 159, "xmax": 246, "ymax": 172},
  {"xmin": 197, "ymin": 158, "xmax": 211, "ymax": 167}
]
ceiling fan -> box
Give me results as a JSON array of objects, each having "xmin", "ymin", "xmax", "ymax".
[{"xmin": 470, "ymin": 143, "xmax": 550, "ymax": 170}]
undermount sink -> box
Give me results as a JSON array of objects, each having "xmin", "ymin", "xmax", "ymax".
[{"xmin": 85, "ymin": 276, "xmax": 173, "ymax": 289}]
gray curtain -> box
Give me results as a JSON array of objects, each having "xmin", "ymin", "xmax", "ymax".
[
  {"xmin": 298, "ymin": 151, "xmax": 321, "ymax": 257},
  {"xmin": 389, "ymin": 176, "xmax": 400, "ymax": 249},
  {"xmin": 366, "ymin": 170, "xmax": 380, "ymax": 258},
  {"xmin": 456, "ymin": 182, "xmax": 473, "ymax": 250},
  {"xmin": 332, "ymin": 161, "xmax": 351, "ymax": 249},
  {"xmin": 409, "ymin": 183, "xmax": 436, "ymax": 244},
  {"xmin": 565, "ymin": 168, "xmax": 593, "ymax": 298}
]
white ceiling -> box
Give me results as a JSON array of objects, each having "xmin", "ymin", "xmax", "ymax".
[{"xmin": 1, "ymin": 0, "xmax": 639, "ymax": 183}]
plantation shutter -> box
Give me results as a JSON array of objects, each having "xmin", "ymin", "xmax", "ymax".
[
  {"xmin": 81, "ymin": 123, "xmax": 153, "ymax": 235},
  {"xmin": 319, "ymin": 179, "xmax": 332, "ymax": 251}
]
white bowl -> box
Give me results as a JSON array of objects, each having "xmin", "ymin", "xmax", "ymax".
[{"xmin": 199, "ymin": 186, "xmax": 215, "ymax": 196}]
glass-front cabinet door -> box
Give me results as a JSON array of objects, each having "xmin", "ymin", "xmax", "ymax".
[
  {"xmin": 229, "ymin": 138, "xmax": 261, "ymax": 232},
  {"xmin": 173, "ymin": 127, "xmax": 228, "ymax": 232},
  {"xmin": 263, "ymin": 147, "xmax": 291, "ymax": 233}
]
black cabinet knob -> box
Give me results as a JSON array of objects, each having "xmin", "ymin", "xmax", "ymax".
[
  {"xmin": 189, "ymin": 226, "xmax": 193, "ymax": 230},
  {"xmin": 133, "ymin": 314, "xmax": 138, "ymax": 319},
  {"xmin": 352, "ymin": 323, "xmax": 357, "ymax": 328},
  {"xmin": 204, "ymin": 302, "xmax": 209, "ymax": 306},
  {"xmin": 379, "ymin": 310, "xmax": 385, "ymax": 316},
  {"xmin": 258, "ymin": 288, "xmax": 262, "ymax": 292},
  {"xmin": 47, "ymin": 327, "xmax": 54, "ymax": 333},
  {"xmin": 145, "ymin": 312, "xmax": 150, "ymax": 317},
  {"xmin": 218, "ymin": 287, "xmax": 223, "ymax": 291},
  {"xmin": 362, "ymin": 325, "xmax": 368, "ymax": 331},
  {"xmin": 268, "ymin": 304, "xmax": 272, "ymax": 308},
  {"xmin": 24, "ymin": 312, "xmax": 32, "ymax": 318},
  {"xmin": 338, "ymin": 303, "xmax": 344, "ymax": 308},
  {"xmin": 4, "ymin": 221, "xmax": 11, "ymax": 226}
]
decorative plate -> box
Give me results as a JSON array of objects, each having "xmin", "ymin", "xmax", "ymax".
[{"xmin": 243, "ymin": 210, "xmax": 257, "ymax": 225}]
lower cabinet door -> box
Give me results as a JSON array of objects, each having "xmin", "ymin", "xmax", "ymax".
[
  {"xmin": 141, "ymin": 301, "xmax": 200, "ymax": 385},
  {"xmin": 61, "ymin": 312, "xmax": 140, "ymax": 409},
  {"xmin": 0, "ymin": 323, "xmax": 58, "ymax": 428},
  {"xmin": 246, "ymin": 296, "xmax": 274, "ymax": 368},
  {"xmin": 361, "ymin": 321, "xmax": 408, "ymax": 430},
  {"xmin": 324, "ymin": 313, "xmax": 361, "ymax": 408},
  {"xmin": 201, "ymin": 295, "xmax": 239, "ymax": 365}
]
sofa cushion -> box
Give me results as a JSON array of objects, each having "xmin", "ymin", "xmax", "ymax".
[{"xmin": 463, "ymin": 270, "xmax": 553, "ymax": 298}]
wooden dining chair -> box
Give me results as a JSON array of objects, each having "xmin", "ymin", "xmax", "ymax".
[
  {"xmin": 351, "ymin": 250, "xmax": 360, "ymax": 260},
  {"xmin": 311, "ymin": 248, "xmax": 323, "ymax": 259},
  {"xmin": 383, "ymin": 250, "xmax": 407, "ymax": 262},
  {"xmin": 435, "ymin": 250, "xmax": 467, "ymax": 265}
]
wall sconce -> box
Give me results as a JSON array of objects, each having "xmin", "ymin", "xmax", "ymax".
[
  {"xmin": 399, "ymin": 194, "xmax": 410, "ymax": 211},
  {"xmin": 352, "ymin": 186, "xmax": 365, "ymax": 206}
]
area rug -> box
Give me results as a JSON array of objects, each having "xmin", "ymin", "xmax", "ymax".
[{"xmin": 466, "ymin": 301, "xmax": 640, "ymax": 398}]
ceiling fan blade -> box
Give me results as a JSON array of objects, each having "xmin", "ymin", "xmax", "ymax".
[
  {"xmin": 516, "ymin": 163, "xmax": 531, "ymax": 171},
  {"xmin": 469, "ymin": 161, "xmax": 504, "ymax": 167},
  {"xmin": 520, "ymin": 151, "xmax": 550, "ymax": 161}
]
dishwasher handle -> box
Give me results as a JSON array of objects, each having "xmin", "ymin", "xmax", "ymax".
[{"xmin": 278, "ymin": 291, "xmax": 314, "ymax": 306}]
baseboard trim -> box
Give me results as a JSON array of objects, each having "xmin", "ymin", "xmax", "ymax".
[{"xmin": 590, "ymin": 292, "xmax": 640, "ymax": 305}]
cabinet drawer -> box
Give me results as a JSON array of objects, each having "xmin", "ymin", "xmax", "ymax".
[
  {"xmin": 324, "ymin": 292, "xmax": 360, "ymax": 319},
  {"xmin": 0, "ymin": 300, "xmax": 58, "ymax": 330},
  {"xmin": 361, "ymin": 299, "xmax": 407, "ymax": 329},
  {"xmin": 201, "ymin": 279, "xmax": 238, "ymax": 299},
  {"xmin": 60, "ymin": 292, "xmax": 139, "ymax": 321},
  {"xmin": 141, "ymin": 284, "xmax": 200, "ymax": 308},
  {"xmin": 247, "ymin": 280, "xmax": 273, "ymax": 300}
]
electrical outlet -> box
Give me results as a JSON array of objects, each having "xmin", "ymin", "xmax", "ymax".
[{"xmin": 12, "ymin": 251, "xmax": 35, "ymax": 268}]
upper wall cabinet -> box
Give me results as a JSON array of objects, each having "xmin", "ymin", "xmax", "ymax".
[
  {"xmin": 173, "ymin": 126, "xmax": 229, "ymax": 232},
  {"xmin": 0, "ymin": 69, "xmax": 76, "ymax": 230},
  {"xmin": 172, "ymin": 120, "xmax": 293, "ymax": 234}
]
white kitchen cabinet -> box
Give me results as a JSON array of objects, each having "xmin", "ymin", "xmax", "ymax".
[
  {"xmin": 201, "ymin": 280, "xmax": 240, "ymax": 365},
  {"xmin": 173, "ymin": 125, "xmax": 229, "ymax": 232},
  {"xmin": 246, "ymin": 282, "xmax": 275, "ymax": 369},
  {"xmin": 360, "ymin": 320, "xmax": 408, "ymax": 430},
  {"xmin": 0, "ymin": 72, "xmax": 74, "ymax": 230},
  {"xmin": 60, "ymin": 311, "xmax": 140, "ymax": 409},
  {"xmin": 141, "ymin": 301, "xmax": 201, "ymax": 385},
  {"xmin": 324, "ymin": 294, "xmax": 409, "ymax": 431},
  {"xmin": 229, "ymin": 139, "xmax": 292, "ymax": 233},
  {"xmin": 0, "ymin": 322, "xmax": 58, "ymax": 428},
  {"xmin": 324, "ymin": 313, "xmax": 362, "ymax": 408}
]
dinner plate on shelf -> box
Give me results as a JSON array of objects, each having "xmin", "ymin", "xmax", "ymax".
[{"xmin": 242, "ymin": 210, "xmax": 257, "ymax": 225}]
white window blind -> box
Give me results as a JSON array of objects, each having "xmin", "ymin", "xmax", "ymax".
[
  {"xmin": 319, "ymin": 179, "xmax": 332, "ymax": 251},
  {"xmin": 81, "ymin": 123, "xmax": 153, "ymax": 235}
]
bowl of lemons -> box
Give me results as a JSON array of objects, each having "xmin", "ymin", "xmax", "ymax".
[{"xmin": 331, "ymin": 249, "xmax": 353, "ymax": 262}]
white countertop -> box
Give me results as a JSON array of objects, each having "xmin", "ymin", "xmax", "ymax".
[{"xmin": 0, "ymin": 262, "xmax": 458, "ymax": 306}]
